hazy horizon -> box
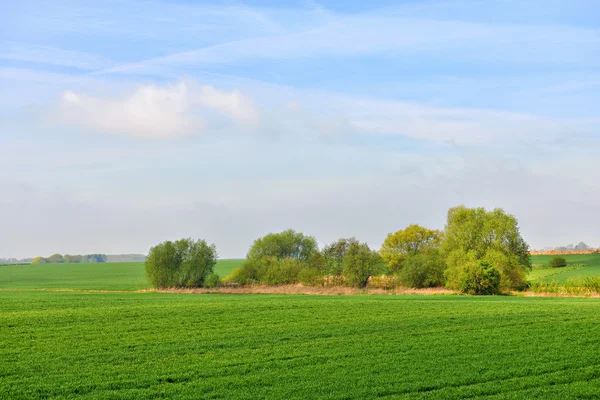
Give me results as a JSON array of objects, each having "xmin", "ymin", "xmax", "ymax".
[{"xmin": 2, "ymin": 0, "xmax": 600, "ymax": 258}]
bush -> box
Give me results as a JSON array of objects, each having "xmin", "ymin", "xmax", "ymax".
[
  {"xmin": 205, "ymin": 273, "xmax": 221, "ymax": 288},
  {"xmin": 549, "ymin": 256, "xmax": 567, "ymax": 268},
  {"xmin": 457, "ymin": 261, "xmax": 501, "ymax": 295},
  {"xmin": 145, "ymin": 238, "xmax": 217, "ymax": 288},
  {"xmin": 226, "ymin": 257, "xmax": 305, "ymax": 285},
  {"xmin": 298, "ymin": 268, "xmax": 324, "ymax": 286},
  {"xmin": 397, "ymin": 250, "xmax": 445, "ymax": 288}
]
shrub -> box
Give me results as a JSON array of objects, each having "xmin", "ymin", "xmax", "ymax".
[
  {"xmin": 396, "ymin": 250, "xmax": 445, "ymax": 288},
  {"xmin": 145, "ymin": 238, "xmax": 217, "ymax": 288},
  {"xmin": 298, "ymin": 268, "xmax": 324, "ymax": 286},
  {"xmin": 457, "ymin": 261, "xmax": 501, "ymax": 295},
  {"xmin": 549, "ymin": 256, "xmax": 567, "ymax": 268},
  {"xmin": 205, "ymin": 273, "xmax": 221, "ymax": 288}
]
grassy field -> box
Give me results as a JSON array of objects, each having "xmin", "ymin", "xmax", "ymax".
[
  {"xmin": 0, "ymin": 259, "xmax": 243, "ymax": 291},
  {"xmin": 2, "ymin": 291, "xmax": 600, "ymax": 399},
  {"xmin": 529, "ymin": 253, "xmax": 600, "ymax": 282},
  {"xmin": 2, "ymin": 257, "xmax": 600, "ymax": 398}
]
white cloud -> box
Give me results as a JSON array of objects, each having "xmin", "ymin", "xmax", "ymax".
[{"xmin": 57, "ymin": 81, "xmax": 259, "ymax": 139}]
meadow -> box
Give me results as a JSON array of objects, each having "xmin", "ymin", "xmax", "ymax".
[
  {"xmin": 0, "ymin": 259, "xmax": 243, "ymax": 291},
  {"xmin": 529, "ymin": 253, "xmax": 600, "ymax": 283},
  {"xmin": 2, "ymin": 257, "xmax": 600, "ymax": 399}
]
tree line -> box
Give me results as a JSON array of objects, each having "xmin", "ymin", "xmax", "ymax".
[
  {"xmin": 145, "ymin": 205, "xmax": 532, "ymax": 295},
  {"xmin": 31, "ymin": 254, "xmax": 108, "ymax": 264}
]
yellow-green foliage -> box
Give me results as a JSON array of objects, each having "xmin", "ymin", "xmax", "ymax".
[{"xmin": 380, "ymin": 224, "xmax": 442, "ymax": 274}]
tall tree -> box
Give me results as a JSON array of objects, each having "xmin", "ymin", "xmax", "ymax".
[
  {"xmin": 246, "ymin": 229, "xmax": 318, "ymax": 261},
  {"xmin": 441, "ymin": 206, "xmax": 531, "ymax": 290},
  {"xmin": 380, "ymin": 224, "xmax": 442, "ymax": 274},
  {"xmin": 342, "ymin": 242, "xmax": 385, "ymax": 288}
]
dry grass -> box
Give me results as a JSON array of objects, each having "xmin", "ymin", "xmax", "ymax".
[{"xmin": 155, "ymin": 284, "xmax": 456, "ymax": 296}]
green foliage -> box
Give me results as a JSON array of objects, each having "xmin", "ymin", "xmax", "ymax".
[
  {"xmin": 64, "ymin": 254, "xmax": 83, "ymax": 263},
  {"xmin": 549, "ymin": 256, "xmax": 567, "ymax": 268},
  {"xmin": 246, "ymin": 229, "xmax": 318, "ymax": 261},
  {"xmin": 204, "ymin": 273, "xmax": 221, "ymax": 288},
  {"xmin": 457, "ymin": 261, "xmax": 501, "ymax": 295},
  {"xmin": 31, "ymin": 256, "xmax": 48, "ymax": 264},
  {"xmin": 48, "ymin": 254, "xmax": 65, "ymax": 263},
  {"xmin": 442, "ymin": 205, "xmax": 531, "ymax": 291},
  {"xmin": 297, "ymin": 268, "xmax": 324, "ymax": 286},
  {"xmin": 322, "ymin": 237, "xmax": 359, "ymax": 276},
  {"xmin": 397, "ymin": 249, "xmax": 446, "ymax": 288},
  {"xmin": 145, "ymin": 238, "xmax": 218, "ymax": 288},
  {"xmin": 342, "ymin": 242, "xmax": 385, "ymax": 288},
  {"xmin": 229, "ymin": 257, "xmax": 304, "ymax": 285},
  {"xmin": 380, "ymin": 224, "xmax": 442, "ymax": 274}
]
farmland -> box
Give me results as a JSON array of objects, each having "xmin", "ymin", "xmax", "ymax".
[
  {"xmin": 2, "ymin": 256, "xmax": 600, "ymax": 399},
  {"xmin": 0, "ymin": 259, "xmax": 243, "ymax": 291},
  {"xmin": 2, "ymin": 291, "xmax": 600, "ymax": 399},
  {"xmin": 529, "ymin": 253, "xmax": 600, "ymax": 283}
]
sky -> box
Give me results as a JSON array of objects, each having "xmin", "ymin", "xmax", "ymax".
[{"xmin": 1, "ymin": 0, "xmax": 599, "ymax": 258}]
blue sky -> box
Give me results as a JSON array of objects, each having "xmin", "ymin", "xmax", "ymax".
[{"xmin": 1, "ymin": 0, "xmax": 599, "ymax": 257}]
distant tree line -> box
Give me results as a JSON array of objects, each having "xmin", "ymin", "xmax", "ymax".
[
  {"xmin": 31, "ymin": 254, "xmax": 108, "ymax": 264},
  {"xmin": 146, "ymin": 205, "xmax": 532, "ymax": 295}
]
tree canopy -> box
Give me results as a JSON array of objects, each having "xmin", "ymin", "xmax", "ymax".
[
  {"xmin": 145, "ymin": 238, "xmax": 217, "ymax": 288},
  {"xmin": 441, "ymin": 206, "xmax": 531, "ymax": 290},
  {"xmin": 342, "ymin": 242, "xmax": 385, "ymax": 288},
  {"xmin": 246, "ymin": 229, "xmax": 318, "ymax": 261},
  {"xmin": 380, "ymin": 224, "xmax": 442, "ymax": 274}
]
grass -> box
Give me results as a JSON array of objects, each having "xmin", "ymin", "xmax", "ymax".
[
  {"xmin": 2, "ymin": 291, "xmax": 600, "ymax": 399},
  {"xmin": 2, "ymin": 256, "xmax": 600, "ymax": 398},
  {"xmin": 0, "ymin": 259, "xmax": 243, "ymax": 291},
  {"xmin": 529, "ymin": 253, "xmax": 600, "ymax": 283}
]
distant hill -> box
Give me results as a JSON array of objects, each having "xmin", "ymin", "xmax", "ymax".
[{"xmin": 106, "ymin": 254, "xmax": 147, "ymax": 263}]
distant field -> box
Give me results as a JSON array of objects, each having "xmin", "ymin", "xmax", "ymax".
[
  {"xmin": 0, "ymin": 259, "xmax": 244, "ymax": 291},
  {"xmin": 529, "ymin": 253, "xmax": 600, "ymax": 283}
]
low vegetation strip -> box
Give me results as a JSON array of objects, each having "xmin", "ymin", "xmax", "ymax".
[{"xmin": 2, "ymin": 292, "xmax": 600, "ymax": 399}]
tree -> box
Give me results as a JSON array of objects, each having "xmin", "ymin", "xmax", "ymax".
[
  {"xmin": 47, "ymin": 254, "xmax": 65, "ymax": 263},
  {"xmin": 322, "ymin": 237, "xmax": 360, "ymax": 276},
  {"xmin": 549, "ymin": 256, "xmax": 567, "ymax": 268},
  {"xmin": 442, "ymin": 206, "xmax": 531, "ymax": 291},
  {"xmin": 246, "ymin": 229, "xmax": 318, "ymax": 261},
  {"xmin": 31, "ymin": 256, "xmax": 48, "ymax": 264},
  {"xmin": 342, "ymin": 242, "xmax": 385, "ymax": 288},
  {"xmin": 380, "ymin": 224, "xmax": 442, "ymax": 274},
  {"xmin": 145, "ymin": 238, "xmax": 217, "ymax": 288},
  {"xmin": 64, "ymin": 254, "xmax": 83, "ymax": 263},
  {"xmin": 397, "ymin": 249, "xmax": 445, "ymax": 288}
]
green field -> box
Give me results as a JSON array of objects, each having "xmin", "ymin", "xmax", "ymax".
[
  {"xmin": 2, "ymin": 291, "xmax": 600, "ymax": 399},
  {"xmin": 529, "ymin": 254, "xmax": 600, "ymax": 283},
  {"xmin": 2, "ymin": 257, "xmax": 600, "ymax": 399},
  {"xmin": 0, "ymin": 259, "xmax": 243, "ymax": 291}
]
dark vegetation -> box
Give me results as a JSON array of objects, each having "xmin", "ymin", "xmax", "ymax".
[
  {"xmin": 550, "ymin": 256, "xmax": 568, "ymax": 268},
  {"xmin": 31, "ymin": 253, "xmax": 108, "ymax": 264}
]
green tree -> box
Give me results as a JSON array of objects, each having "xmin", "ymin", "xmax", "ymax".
[
  {"xmin": 380, "ymin": 224, "xmax": 442, "ymax": 274},
  {"xmin": 397, "ymin": 249, "xmax": 446, "ymax": 288},
  {"xmin": 442, "ymin": 206, "xmax": 531, "ymax": 291},
  {"xmin": 64, "ymin": 254, "xmax": 83, "ymax": 263},
  {"xmin": 145, "ymin": 238, "xmax": 217, "ymax": 288},
  {"xmin": 31, "ymin": 256, "xmax": 48, "ymax": 264},
  {"xmin": 549, "ymin": 256, "xmax": 567, "ymax": 268},
  {"xmin": 48, "ymin": 254, "xmax": 65, "ymax": 263},
  {"xmin": 246, "ymin": 229, "xmax": 318, "ymax": 261},
  {"xmin": 322, "ymin": 237, "xmax": 360, "ymax": 276},
  {"xmin": 342, "ymin": 242, "xmax": 385, "ymax": 288}
]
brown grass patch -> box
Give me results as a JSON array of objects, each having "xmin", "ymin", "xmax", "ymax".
[{"xmin": 153, "ymin": 284, "xmax": 456, "ymax": 296}]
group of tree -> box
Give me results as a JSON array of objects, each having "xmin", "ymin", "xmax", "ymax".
[
  {"xmin": 145, "ymin": 205, "xmax": 532, "ymax": 295},
  {"xmin": 31, "ymin": 254, "xmax": 108, "ymax": 264}
]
